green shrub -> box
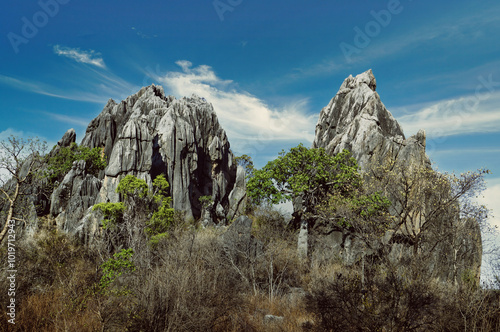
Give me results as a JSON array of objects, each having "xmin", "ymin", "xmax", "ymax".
[
  {"xmin": 116, "ymin": 174, "xmax": 149, "ymax": 199},
  {"xmin": 99, "ymin": 248, "xmax": 136, "ymax": 293},
  {"xmin": 101, "ymin": 174, "xmax": 175, "ymax": 245},
  {"xmin": 92, "ymin": 202, "xmax": 125, "ymax": 229},
  {"xmin": 198, "ymin": 195, "xmax": 213, "ymax": 209},
  {"xmin": 46, "ymin": 143, "xmax": 107, "ymax": 183}
]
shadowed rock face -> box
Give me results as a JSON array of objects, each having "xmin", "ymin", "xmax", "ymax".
[
  {"xmin": 51, "ymin": 85, "xmax": 246, "ymax": 236},
  {"xmin": 310, "ymin": 70, "xmax": 482, "ymax": 283}
]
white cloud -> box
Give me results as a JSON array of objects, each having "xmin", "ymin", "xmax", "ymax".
[
  {"xmin": 397, "ymin": 90, "xmax": 500, "ymax": 138},
  {"xmin": 477, "ymin": 177, "xmax": 500, "ymax": 284},
  {"xmin": 0, "ymin": 70, "xmax": 137, "ymax": 104},
  {"xmin": 478, "ymin": 178, "xmax": 500, "ymax": 231},
  {"xmin": 0, "ymin": 128, "xmax": 27, "ymax": 141},
  {"xmin": 53, "ymin": 45, "xmax": 106, "ymax": 68},
  {"xmin": 152, "ymin": 61, "xmax": 317, "ymax": 156},
  {"xmin": 42, "ymin": 112, "xmax": 90, "ymax": 128}
]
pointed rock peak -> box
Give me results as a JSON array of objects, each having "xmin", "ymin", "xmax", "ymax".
[
  {"xmin": 127, "ymin": 84, "xmax": 168, "ymax": 103},
  {"xmin": 339, "ymin": 69, "xmax": 377, "ymax": 92},
  {"xmin": 57, "ymin": 128, "xmax": 76, "ymax": 147},
  {"xmin": 414, "ymin": 129, "xmax": 426, "ymax": 148},
  {"xmin": 185, "ymin": 93, "xmax": 211, "ymax": 105},
  {"xmin": 105, "ymin": 98, "xmax": 117, "ymax": 107},
  {"xmin": 147, "ymin": 84, "xmax": 166, "ymax": 99}
]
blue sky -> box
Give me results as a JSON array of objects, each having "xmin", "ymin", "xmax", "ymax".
[{"xmin": 1, "ymin": 0, "xmax": 499, "ymax": 276}]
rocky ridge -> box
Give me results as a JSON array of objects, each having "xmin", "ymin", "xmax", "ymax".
[{"xmin": 50, "ymin": 85, "xmax": 246, "ymax": 239}]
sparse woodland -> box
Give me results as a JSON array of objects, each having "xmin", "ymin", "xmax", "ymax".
[
  {"xmin": 1, "ymin": 139, "xmax": 499, "ymax": 332},
  {"xmin": 1, "ymin": 72, "xmax": 499, "ymax": 331}
]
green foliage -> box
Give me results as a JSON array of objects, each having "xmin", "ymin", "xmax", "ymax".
[
  {"xmin": 461, "ymin": 269, "xmax": 478, "ymax": 289},
  {"xmin": 46, "ymin": 143, "xmax": 106, "ymax": 183},
  {"xmin": 148, "ymin": 200, "xmax": 174, "ymax": 238},
  {"xmin": 323, "ymin": 192, "xmax": 391, "ymax": 235},
  {"xmin": 147, "ymin": 174, "xmax": 174, "ymax": 239},
  {"xmin": 247, "ymin": 144, "xmax": 360, "ymax": 206},
  {"xmin": 198, "ymin": 195, "xmax": 213, "ymax": 208},
  {"xmin": 234, "ymin": 154, "xmax": 255, "ymax": 179},
  {"xmin": 147, "ymin": 232, "xmax": 169, "ymax": 248},
  {"xmin": 116, "ymin": 174, "xmax": 149, "ymax": 199},
  {"xmin": 353, "ymin": 192, "xmax": 391, "ymax": 219},
  {"xmin": 99, "ymin": 248, "xmax": 135, "ymax": 292},
  {"xmin": 109, "ymin": 174, "xmax": 174, "ymax": 244},
  {"xmin": 152, "ymin": 174, "xmax": 170, "ymax": 199},
  {"xmin": 92, "ymin": 202, "xmax": 125, "ymax": 229}
]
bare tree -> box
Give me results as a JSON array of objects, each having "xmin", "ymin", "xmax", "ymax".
[
  {"xmin": 0, "ymin": 135, "xmax": 47, "ymax": 244},
  {"xmin": 366, "ymin": 160, "xmax": 489, "ymax": 282}
]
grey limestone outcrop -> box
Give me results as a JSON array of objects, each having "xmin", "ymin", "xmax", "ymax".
[
  {"xmin": 51, "ymin": 85, "xmax": 246, "ymax": 237},
  {"xmin": 309, "ymin": 70, "xmax": 481, "ymax": 282}
]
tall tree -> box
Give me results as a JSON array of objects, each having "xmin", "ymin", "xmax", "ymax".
[
  {"xmin": 246, "ymin": 144, "xmax": 361, "ymax": 227},
  {"xmin": 0, "ymin": 136, "xmax": 46, "ymax": 244}
]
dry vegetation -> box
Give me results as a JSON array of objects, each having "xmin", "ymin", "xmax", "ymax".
[{"xmin": 1, "ymin": 208, "xmax": 499, "ymax": 332}]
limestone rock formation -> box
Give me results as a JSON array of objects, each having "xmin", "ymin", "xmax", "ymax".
[
  {"xmin": 51, "ymin": 85, "xmax": 245, "ymax": 236},
  {"xmin": 310, "ymin": 70, "xmax": 482, "ymax": 282},
  {"xmin": 50, "ymin": 160, "xmax": 101, "ymax": 234},
  {"xmin": 313, "ymin": 69, "xmax": 430, "ymax": 170}
]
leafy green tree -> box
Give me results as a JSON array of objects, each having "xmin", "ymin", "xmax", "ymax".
[
  {"xmin": 116, "ymin": 174, "xmax": 149, "ymax": 199},
  {"xmin": 247, "ymin": 144, "xmax": 361, "ymax": 226},
  {"xmin": 234, "ymin": 154, "xmax": 255, "ymax": 179},
  {"xmin": 316, "ymin": 189, "xmax": 392, "ymax": 247},
  {"xmin": 147, "ymin": 175, "xmax": 174, "ymax": 242},
  {"xmin": 92, "ymin": 202, "xmax": 125, "ymax": 229}
]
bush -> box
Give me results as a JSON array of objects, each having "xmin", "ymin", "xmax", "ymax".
[
  {"xmin": 99, "ymin": 248, "xmax": 135, "ymax": 293},
  {"xmin": 126, "ymin": 228, "xmax": 245, "ymax": 331},
  {"xmin": 0, "ymin": 230, "xmax": 106, "ymax": 331},
  {"xmin": 46, "ymin": 143, "xmax": 106, "ymax": 184}
]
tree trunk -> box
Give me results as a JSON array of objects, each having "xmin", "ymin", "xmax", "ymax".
[{"xmin": 0, "ymin": 183, "xmax": 19, "ymax": 244}]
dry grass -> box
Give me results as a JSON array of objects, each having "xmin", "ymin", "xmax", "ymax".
[{"xmin": 1, "ymin": 218, "xmax": 499, "ymax": 332}]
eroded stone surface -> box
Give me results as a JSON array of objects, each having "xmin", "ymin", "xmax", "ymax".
[
  {"xmin": 52, "ymin": 85, "xmax": 246, "ymax": 236},
  {"xmin": 310, "ymin": 70, "xmax": 481, "ymax": 282}
]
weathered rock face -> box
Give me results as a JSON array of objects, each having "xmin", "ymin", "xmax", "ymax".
[
  {"xmin": 310, "ymin": 70, "xmax": 482, "ymax": 282},
  {"xmin": 50, "ymin": 160, "xmax": 101, "ymax": 234},
  {"xmin": 51, "ymin": 85, "xmax": 245, "ymax": 235},
  {"xmin": 313, "ymin": 69, "xmax": 430, "ymax": 170}
]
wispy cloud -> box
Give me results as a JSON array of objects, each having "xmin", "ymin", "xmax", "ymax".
[
  {"xmin": 397, "ymin": 90, "xmax": 500, "ymax": 137},
  {"xmin": 150, "ymin": 61, "xmax": 317, "ymax": 156},
  {"xmin": 53, "ymin": 45, "xmax": 106, "ymax": 68},
  {"xmin": 42, "ymin": 111, "xmax": 90, "ymax": 127},
  {"xmin": 0, "ymin": 75, "xmax": 76, "ymax": 100},
  {"xmin": 131, "ymin": 27, "xmax": 158, "ymax": 39},
  {"xmin": 0, "ymin": 64, "xmax": 140, "ymax": 105},
  {"xmin": 293, "ymin": 5, "xmax": 500, "ymax": 79},
  {"xmin": 432, "ymin": 148, "xmax": 500, "ymax": 156}
]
